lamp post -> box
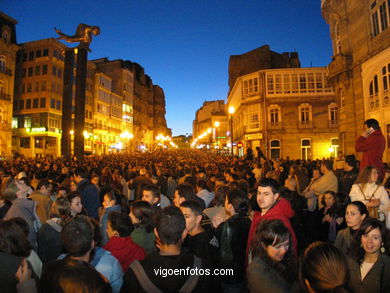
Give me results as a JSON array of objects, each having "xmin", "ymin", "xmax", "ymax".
[
  {"xmin": 229, "ymin": 106, "xmax": 235, "ymax": 157},
  {"xmin": 214, "ymin": 121, "xmax": 220, "ymax": 150}
]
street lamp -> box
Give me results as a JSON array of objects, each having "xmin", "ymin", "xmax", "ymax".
[
  {"xmin": 214, "ymin": 121, "xmax": 220, "ymax": 150},
  {"xmin": 228, "ymin": 106, "xmax": 235, "ymax": 157}
]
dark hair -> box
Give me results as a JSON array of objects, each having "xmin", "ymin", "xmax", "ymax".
[
  {"xmin": 156, "ymin": 206, "xmax": 186, "ymax": 245},
  {"xmin": 321, "ymin": 191, "xmax": 337, "ymax": 206},
  {"xmin": 196, "ymin": 179, "xmax": 208, "ymax": 190},
  {"xmin": 351, "ymin": 218, "xmax": 390, "ymax": 264},
  {"xmin": 365, "ymin": 118, "xmax": 380, "ymax": 130},
  {"xmin": 74, "ymin": 168, "xmax": 88, "ymax": 179},
  {"xmin": 215, "ymin": 176, "xmax": 227, "ymax": 185},
  {"xmin": 0, "ymin": 219, "xmax": 32, "ymax": 257},
  {"xmin": 50, "ymin": 196, "xmax": 71, "ymax": 219},
  {"xmin": 226, "ymin": 188, "xmax": 248, "ymax": 216},
  {"xmin": 108, "ymin": 211, "xmax": 133, "ymax": 237},
  {"xmin": 180, "ymin": 200, "xmax": 203, "ymax": 216},
  {"xmin": 104, "ymin": 189, "xmax": 123, "ymax": 207},
  {"xmin": 256, "ymin": 178, "xmax": 281, "ymax": 194},
  {"xmin": 67, "ymin": 191, "xmax": 82, "ymax": 203},
  {"xmin": 61, "ymin": 215, "xmax": 94, "ymax": 257},
  {"xmin": 302, "ymin": 242, "xmax": 350, "ymax": 293},
  {"xmin": 210, "ymin": 185, "xmax": 230, "ymax": 207},
  {"xmin": 89, "ymin": 218, "xmax": 103, "ymax": 247},
  {"xmin": 142, "ymin": 184, "xmax": 160, "ymax": 199},
  {"xmin": 37, "ymin": 178, "xmax": 51, "ymax": 191},
  {"xmin": 236, "ymin": 179, "xmax": 249, "ymax": 193},
  {"xmin": 130, "ymin": 200, "xmax": 154, "ymax": 233},
  {"xmin": 176, "ymin": 183, "xmax": 197, "ymax": 201},
  {"xmin": 250, "ymin": 219, "xmax": 295, "ymax": 283},
  {"xmin": 347, "ymin": 201, "xmax": 369, "ymax": 218},
  {"xmin": 184, "ymin": 176, "xmax": 197, "ymax": 189},
  {"xmin": 322, "ymin": 160, "xmax": 333, "ymax": 171}
]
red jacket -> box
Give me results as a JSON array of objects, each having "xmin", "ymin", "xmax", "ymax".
[
  {"xmin": 103, "ymin": 236, "xmax": 146, "ymax": 272},
  {"xmin": 355, "ymin": 129, "xmax": 385, "ymax": 179},
  {"xmin": 246, "ymin": 198, "xmax": 297, "ymax": 259}
]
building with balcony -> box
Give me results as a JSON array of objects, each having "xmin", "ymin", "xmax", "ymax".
[
  {"xmin": 192, "ymin": 100, "xmax": 229, "ymax": 150},
  {"xmin": 227, "ymin": 67, "xmax": 338, "ymax": 159},
  {"xmin": 0, "ymin": 12, "xmax": 18, "ymax": 157},
  {"xmin": 322, "ymin": 0, "xmax": 390, "ymax": 162}
]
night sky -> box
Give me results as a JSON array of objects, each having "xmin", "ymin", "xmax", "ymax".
[{"xmin": 2, "ymin": 0, "xmax": 333, "ymax": 136}]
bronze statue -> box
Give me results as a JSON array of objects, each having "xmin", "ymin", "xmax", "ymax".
[{"xmin": 55, "ymin": 23, "xmax": 100, "ymax": 51}]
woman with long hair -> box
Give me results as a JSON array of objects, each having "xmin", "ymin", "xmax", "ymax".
[
  {"xmin": 66, "ymin": 191, "xmax": 86, "ymax": 217},
  {"xmin": 129, "ymin": 200, "xmax": 156, "ymax": 255},
  {"xmin": 349, "ymin": 166, "xmax": 389, "ymax": 224},
  {"xmin": 247, "ymin": 219, "xmax": 298, "ymax": 293},
  {"xmin": 301, "ymin": 242, "xmax": 351, "ymax": 293},
  {"xmin": 334, "ymin": 201, "xmax": 369, "ymax": 255},
  {"xmin": 347, "ymin": 218, "xmax": 390, "ymax": 292}
]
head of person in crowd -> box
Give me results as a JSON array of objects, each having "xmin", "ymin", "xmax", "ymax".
[
  {"xmin": 344, "ymin": 201, "xmax": 368, "ymax": 231},
  {"xmin": 50, "ymin": 196, "xmax": 71, "ymax": 220},
  {"xmin": 256, "ymin": 178, "xmax": 281, "ymax": 214},
  {"xmin": 91, "ymin": 174, "xmax": 100, "ymax": 187},
  {"xmin": 37, "ymin": 178, "xmax": 52, "ymax": 196},
  {"xmin": 351, "ymin": 217, "xmax": 390, "ymax": 264},
  {"xmin": 321, "ymin": 191, "xmax": 337, "ymax": 209},
  {"xmin": 141, "ymin": 184, "xmax": 160, "ymax": 206},
  {"xmin": 129, "ymin": 200, "xmax": 154, "ymax": 233},
  {"xmin": 301, "ymin": 242, "xmax": 350, "ymax": 293},
  {"xmin": 196, "ymin": 179, "xmax": 209, "ymax": 193},
  {"xmin": 184, "ymin": 176, "xmax": 197, "ymax": 189},
  {"xmin": 139, "ymin": 168, "xmax": 147, "ymax": 177},
  {"xmin": 364, "ymin": 118, "xmax": 380, "ymax": 130},
  {"xmin": 69, "ymin": 180, "xmax": 78, "ymax": 192},
  {"xmin": 103, "ymin": 189, "xmax": 123, "ymax": 210},
  {"xmin": 173, "ymin": 183, "xmax": 197, "ymax": 207},
  {"xmin": 106, "ymin": 211, "xmax": 133, "ymax": 239},
  {"xmin": 224, "ymin": 170, "xmax": 236, "ymax": 183},
  {"xmin": 2, "ymin": 179, "xmax": 32, "ymax": 201},
  {"xmin": 236, "ymin": 179, "xmax": 249, "ymax": 194},
  {"xmin": 0, "ymin": 218, "xmax": 32, "ymax": 258},
  {"xmin": 312, "ymin": 167, "xmax": 322, "ymax": 180},
  {"xmin": 73, "ymin": 168, "xmax": 88, "ymax": 184},
  {"xmin": 250, "ymin": 219, "xmax": 293, "ymax": 265},
  {"xmin": 215, "ymin": 176, "xmax": 227, "ymax": 188},
  {"xmin": 225, "ymin": 188, "xmax": 248, "ymax": 217},
  {"xmin": 355, "ymin": 166, "xmax": 379, "ymax": 186},
  {"xmin": 344, "ymin": 155, "xmax": 357, "ymax": 171},
  {"xmin": 179, "ymin": 200, "xmax": 204, "ymax": 236},
  {"xmin": 57, "ymin": 186, "xmax": 68, "ymax": 197},
  {"xmin": 210, "ymin": 185, "xmax": 230, "ymax": 208},
  {"xmin": 284, "ymin": 176, "xmax": 297, "ymax": 191},
  {"xmin": 67, "ymin": 191, "xmax": 83, "ymax": 217},
  {"xmin": 266, "ymin": 170, "xmax": 279, "ymax": 182},
  {"xmin": 321, "ymin": 160, "xmax": 333, "ymax": 174},
  {"xmin": 155, "ymin": 206, "xmax": 186, "ymax": 252}
]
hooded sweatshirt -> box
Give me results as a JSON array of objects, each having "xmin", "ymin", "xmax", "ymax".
[
  {"xmin": 103, "ymin": 236, "xmax": 145, "ymax": 272},
  {"xmin": 246, "ymin": 198, "xmax": 297, "ymax": 260}
]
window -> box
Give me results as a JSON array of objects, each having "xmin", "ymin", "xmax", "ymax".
[
  {"xmin": 246, "ymin": 104, "xmax": 260, "ymax": 129},
  {"xmin": 299, "ymin": 74, "xmax": 307, "ymax": 92},
  {"xmin": 330, "ymin": 138, "xmax": 340, "ymax": 158},
  {"xmin": 328, "ymin": 103, "xmax": 338, "ymax": 125},
  {"xmin": 301, "ymin": 139, "xmax": 312, "ymax": 160},
  {"xmin": 19, "ymin": 100, "xmax": 24, "ymax": 110},
  {"xmin": 369, "ymin": 75, "xmax": 379, "ymax": 110},
  {"xmin": 27, "ymin": 83, "xmax": 32, "ymax": 93},
  {"xmin": 0, "ymin": 55, "xmax": 6, "ymax": 72},
  {"xmin": 370, "ymin": 0, "xmax": 390, "ymax": 36},
  {"xmin": 243, "ymin": 77, "xmax": 259, "ymax": 96},
  {"xmin": 35, "ymin": 137, "xmax": 44, "ymax": 149},
  {"xmin": 298, "ymin": 103, "xmax": 312, "ymax": 124},
  {"xmin": 20, "ymin": 137, "xmax": 30, "ymax": 149},
  {"xmin": 382, "ymin": 63, "xmax": 390, "ymax": 106},
  {"xmin": 28, "ymin": 51, "xmax": 34, "ymax": 61},
  {"xmin": 42, "ymin": 65, "xmax": 48, "ymax": 75},
  {"xmin": 283, "ymin": 74, "xmax": 291, "ymax": 93},
  {"xmin": 26, "ymin": 99, "xmax": 31, "ymax": 109},
  {"xmin": 35, "ymin": 82, "xmax": 39, "ymax": 92},
  {"xmin": 268, "ymin": 104, "xmax": 281, "ymax": 125},
  {"xmin": 43, "ymin": 49, "xmax": 49, "ymax": 56},
  {"xmin": 52, "ymin": 66, "xmax": 57, "ymax": 76},
  {"xmin": 50, "ymin": 99, "xmax": 56, "ymax": 109},
  {"xmin": 33, "ymin": 98, "xmax": 39, "ymax": 109},
  {"xmin": 36, "ymin": 50, "xmax": 41, "ymax": 58},
  {"xmin": 291, "ymin": 74, "xmax": 299, "ymax": 93},
  {"xmin": 270, "ymin": 140, "xmax": 281, "ymax": 159},
  {"xmin": 28, "ymin": 67, "xmax": 33, "ymax": 77},
  {"xmin": 316, "ymin": 73, "xmax": 323, "ymax": 89},
  {"xmin": 40, "ymin": 98, "xmax": 46, "ymax": 108},
  {"xmin": 267, "ymin": 75, "xmax": 274, "ymax": 94},
  {"xmin": 275, "ymin": 74, "xmax": 282, "ymax": 94},
  {"xmin": 56, "ymin": 100, "xmax": 61, "ymax": 110},
  {"xmin": 34, "ymin": 66, "xmax": 40, "ymax": 76},
  {"xmin": 335, "ymin": 21, "xmax": 341, "ymax": 54}
]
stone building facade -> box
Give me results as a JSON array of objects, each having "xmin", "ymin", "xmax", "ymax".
[
  {"xmin": 0, "ymin": 12, "xmax": 18, "ymax": 157},
  {"xmin": 322, "ymin": 0, "xmax": 390, "ymax": 162}
]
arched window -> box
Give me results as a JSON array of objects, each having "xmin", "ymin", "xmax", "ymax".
[
  {"xmin": 298, "ymin": 103, "xmax": 312, "ymax": 125},
  {"xmin": 0, "ymin": 55, "xmax": 6, "ymax": 73},
  {"xmin": 335, "ymin": 21, "xmax": 341, "ymax": 54},
  {"xmin": 382, "ymin": 63, "xmax": 390, "ymax": 106},
  {"xmin": 328, "ymin": 103, "xmax": 338, "ymax": 126},
  {"xmin": 270, "ymin": 139, "xmax": 281, "ymax": 159},
  {"xmin": 369, "ymin": 75, "xmax": 379, "ymax": 110},
  {"xmin": 301, "ymin": 138, "xmax": 312, "ymax": 160},
  {"xmin": 268, "ymin": 104, "xmax": 281, "ymax": 126}
]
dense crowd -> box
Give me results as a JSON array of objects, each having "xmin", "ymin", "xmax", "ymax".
[{"xmin": 0, "ymin": 147, "xmax": 389, "ymax": 293}]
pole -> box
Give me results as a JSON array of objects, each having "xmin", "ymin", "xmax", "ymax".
[{"xmin": 230, "ymin": 115, "xmax": 234, "ymax": 158}]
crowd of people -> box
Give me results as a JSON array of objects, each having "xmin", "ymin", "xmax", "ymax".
[{"xmin": 0, "ymin": 119, "xmax": 389, "ymax": 293}]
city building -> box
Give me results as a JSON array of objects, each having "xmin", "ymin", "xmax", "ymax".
[
  {"xmin": 0, "ymin": 12, "xmax": 18, "ymax": 157},
  {"xmin": 192, "ymin": 100, "xmax": 229, "ymax": 150},
  {"xmin": 322, "ymin": 0, "xmax": 390, "ymax": 162},
  {"xmin": 227, "ymin": 66, "xmax": 338, "ymax": 159}
]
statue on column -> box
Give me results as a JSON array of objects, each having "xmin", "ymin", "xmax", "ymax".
[{"xmin": 54, "ymin": 23, "xmax": 100, "ymax": 51}]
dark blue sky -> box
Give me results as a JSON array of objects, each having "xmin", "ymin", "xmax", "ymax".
[{"xmin": 3, "ymin": 0, "xmax": 333, "ymax": 136}]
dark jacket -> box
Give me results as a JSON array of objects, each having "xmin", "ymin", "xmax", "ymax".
[
  {"xmin": 37, "ymin": 218, "xmax": 64, "ymax": 263},
  {"xmin": 0, "ymin": 252, "xmax": 22, "ymax": 293},
  {"xmin": 129, "ymin": 176, "xmax": 151, "ymax": 200},
  {"xmin": 215, "ymin": 214, "xmax": 251, "ymax": 283},
  {"xmin": 77, "ymin": 179, "xmax": 100, "ymax": 219},
  {"xmin": 347, "ymin": 254, "xmax": 390, "ymax": 293},
  {"xmin": 247, "ymin": 256, "xmax": 299, "ymax": 293},
  {"xmin": 341, "ymin": 168, "xmax": 359, "ymax": 195}
]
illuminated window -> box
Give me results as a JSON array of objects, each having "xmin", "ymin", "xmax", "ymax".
[
  {"xmin": 243, "ymin": 77, "xmax": 259, "ymax": 97},
  {"xmin": 246, "ymin": 104, "xmax": 260, "ymax": 130},
  {"xmin": 268, "ymin": 104, "xmax": 281, "ymax": 125},
  {"xmin": 328, "ymin": 103, "xmax": 338, "ymax": 123},
  {"xmin": 298, "ymin": 103, "xmax": 312, "ymax": 124},
  {"xmin": 270, "ymin": 139, "xmax": 281, "ymax": 159},
  {"xmin": 301, "ymin": 139, "xmax": 312, "ymax": 160},
  {"xmin": 369, "ymin": 75, "xmax": 379, "ymax": 110},
  {"xmin": 382, "ymin": 63, "xmax": 390, "ymax": 106},
  {"xmin": 370, "ymin": 0, "xmax": 389, "ymax": 36}
]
